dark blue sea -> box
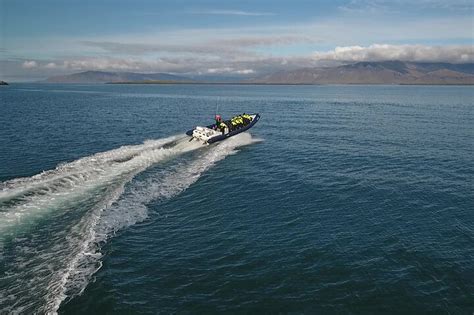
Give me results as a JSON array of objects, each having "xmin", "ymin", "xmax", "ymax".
[{"xmin": 0, "ymin": 84, "xmax": 473, "ymax": 314}]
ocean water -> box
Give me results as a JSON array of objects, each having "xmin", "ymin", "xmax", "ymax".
[{"xmin": 0, "ymin": 84, "xmax": 473, "ymax": 314}]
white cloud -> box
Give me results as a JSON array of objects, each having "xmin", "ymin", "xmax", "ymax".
[
  {"xmin": 80, "ymin": 40, "xmax": 258, "ymax": 58},
  {"xmin": 207, "ymin": 67, "xmax": 255, "ymax": 74},
  {"xmin": 213, "ymin": 35, "xmax": 316, "ymax": 47},
  {"xmin": 54, "ymin": 57, "xmax": 208, "ymax": 73},
  {"xmin": 207, "ymin": 67, "xmax": 232, "ymax": 74},
  {"xmin": 338, "ymin": 0, "xmax": 473, "ymax": 13},
  {"xmin": 44, "ymin": 62, "xmax": 57, "ymax": 69},
  {"xmin": 22, "ymin": 60, "xmax": 37, "ymax": 68},
  {"xmin": 80, "ymin": 35, "xmax": 311, "ymax": 59},
  {"xmin": 235, "ymin": 69, "xmax": 255, "ymax": 74},
  {"xmin": 313, "ymin": 44, "xmax": 474, "ymax": 63},
  {"xmin": 190, "ymin": 9, "xmax": 274, "ymax": 16},
  {"xmin": 62, "ymin": 58, "xmax": 146, "ymax": 71}
]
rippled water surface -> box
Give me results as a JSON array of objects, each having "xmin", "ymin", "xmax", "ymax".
[{"xmin": 0, "ymin": 84, "xmax": 473, "ymax": 313}]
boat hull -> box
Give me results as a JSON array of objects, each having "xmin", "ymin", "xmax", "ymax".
[{"xmin": 186, "ymin": 113, "xmax": 260, "ymax": 144}]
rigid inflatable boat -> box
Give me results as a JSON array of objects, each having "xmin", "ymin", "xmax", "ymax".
[{"xmin": 186, "ymin": 113, "xmax": 260, "ymax": 144}]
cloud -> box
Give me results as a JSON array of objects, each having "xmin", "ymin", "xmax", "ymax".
[
  {"xmin": 313, "ymin": 44, "xmax": 474, "ymax": 63},
  {"xmin": 61, "ymin": 58, "xmax": 146, "ymax": 71},
  {"xmin": 190, "ymin": 9, "xmax": 274, "ymax": 16},
  {"xmin": 80, "ymin": 40, "xmax": 258, "ymax": 59},
  {"xmin": 44, "ymin": 62, "xmax": 57, "ymax": 69},
  {"xmin": 339, "ymin": 0, "xmax": 473, "ymax": 13},
  {"xmin": 235, "ymin": 69, "xmax": 255, "ymax": 74},
  {"xmin": 338, "ymin": 0, "xmax": 389, "ymax": 13},
  {"xmin": 80, "ymin": 35, "xmax": 312, "ymax": 57},
  {"xmin": 213, "ymin": 35, "xmax": 317, "ymax": 47},
  {"xmin": 13, "ymin": 53, "xmax": 321, "ymax": 77},
  {"xmin": 22, "ymin": 60, "xmax": 38, "ymax": 68},
  {"xmin": 207, "ymin": 67, "xmax": 255, "ymax": 74}
]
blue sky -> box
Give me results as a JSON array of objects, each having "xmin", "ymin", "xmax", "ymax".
[{"xmin": 1, "ymin": 0, "xmax": 473, "ymax": 80}]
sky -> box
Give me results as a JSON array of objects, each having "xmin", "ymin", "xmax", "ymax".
[{"xmin": 0, "ymin": 0, "xmax": 473, "ymax": 81}]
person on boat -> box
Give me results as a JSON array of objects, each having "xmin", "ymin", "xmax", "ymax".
[
  {"xmin": 242, "ymin": 114, "xmax": 249, "ymax": 125},
  {"xmin": 237, "ymin": 116, "xmax": 244, "ymax": 128},
  {"xmin": 232, "ymin": 116, "xmax": 242, "ymax": 130},
  {"xmin": 214, "ymin": 114, "xmax": 222, "ymax": 130},
  {"xmin": 243, "ymin": 113, "xmax": 252, "ymax": 125},
  {"xmin": 241, "ymin": 114, "xmax": 247, "ymax": 125},
  {"xmin": 218, "ymin": 121, "xmax": 227, "ymax": 134}
]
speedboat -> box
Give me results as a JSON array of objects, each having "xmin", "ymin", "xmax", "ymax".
[{"xmin": 186, "ymin": 113, "xmax": 260, "ymax": 144}]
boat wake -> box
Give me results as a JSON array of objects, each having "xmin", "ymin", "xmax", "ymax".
[{"xmin": 0, "ymin": 133, "xmax": 258, "ymax": 314}]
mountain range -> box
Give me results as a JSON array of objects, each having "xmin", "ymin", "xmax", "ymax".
[
  {"xmin": 251, "ymin": 61, "xmax": 474, "ymax": 85},
  {"xmin": 43, "ymin": 71, "xmax": 191, "ymax": 83},
  {"xmin": 43, "ymin": 61, "xmax": 474, "ymax": 85}
]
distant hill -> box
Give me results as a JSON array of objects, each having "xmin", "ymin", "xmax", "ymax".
[
  {"xmin": 0, "ymin": 80, "xmax": 8, "ymax": 85},
  {"xmin": 251, "ymin": 61, "xmax": 474, "ymax": 85},
  {"xmin": 43, "ymin": 62, "xmax": 474, "ymax": 85},
  {"xmin": 44, "ymin": 71, "xmax": 191, "ymax": 83}
]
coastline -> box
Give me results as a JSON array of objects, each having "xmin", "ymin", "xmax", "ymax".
[{"xmin": 106, "ymin": 81, "xmax": 474, "ymax": 86}]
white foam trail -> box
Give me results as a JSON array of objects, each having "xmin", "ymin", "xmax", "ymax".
[
  {"xmin": 0, "ymin": 135, "xmax": 202, "ymax": 235},
  {"xmin": 0, "ymin": 132, "xmax": 259, "ymax": 314},
  {"xmin": 0, "ymin": 135, "xmax": 178, "ymax": 203},
  {"xmin": 44, "ymin": 133, "xmax": 259, "ymax": 314},
  {"xmin": 0, "ymin": 134, "xmax": 205, "ymax": 313}
]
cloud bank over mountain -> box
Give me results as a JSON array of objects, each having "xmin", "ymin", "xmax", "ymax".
[
  {"xmin": 6, "ymin": 44, "xmax": 472, "ymax": 81},
  {"xmin": 313, "ymin": 45, "xmax": 474, "ymax": 63}
]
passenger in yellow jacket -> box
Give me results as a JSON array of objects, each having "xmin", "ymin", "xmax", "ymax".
[
  {"xmin": 219, "ymin": 122, "xmax": 227, "ymax": 134},
  {"xmin": 237, "ymin": 116, "xmax": 244, "ymax": 127}
]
